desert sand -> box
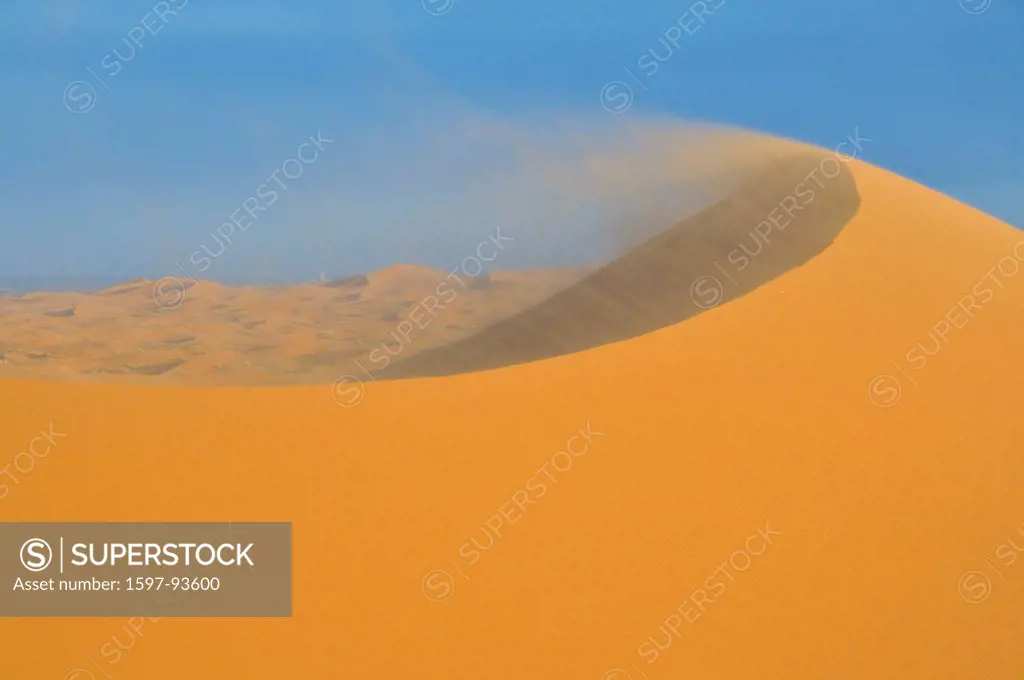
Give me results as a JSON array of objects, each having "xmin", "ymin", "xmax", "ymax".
[
  {"xmin": 0, "ymin": 266, "xmax": 591, "ymax": 385},
  {"xmin": 1, "ymin": 130, "xmax": 1023, "ymax": 679}
]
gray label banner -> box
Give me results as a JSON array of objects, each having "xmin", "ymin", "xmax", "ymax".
[{"xmin": 0, "ymin": 522, "xmax": 291, "ymax": 617}]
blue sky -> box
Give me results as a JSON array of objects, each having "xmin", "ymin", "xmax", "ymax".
[{"xmin": 0, "ymin": 0, "xmax": 1021, "ymax": 285}]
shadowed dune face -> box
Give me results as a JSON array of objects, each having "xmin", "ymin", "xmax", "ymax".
[
  {"xmin": 379, "ymin": 150, "xmax": 860, "ymax": 379},
  {"xmin": 0, "ymin": 124, "xmax": 860, "ymax": 385}
]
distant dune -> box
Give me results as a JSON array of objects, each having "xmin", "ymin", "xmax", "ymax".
[
  {"xmin": 2, "ymin": 125, "xmax": 1023, "ymax": 680},
  {"xmin": 0, "ymin": 265, "xmax": 591, "ymax": 384}
]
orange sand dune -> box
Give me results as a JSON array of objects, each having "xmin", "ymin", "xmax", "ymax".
[{"xmin": 2, "ymin": 135, "xmax": 1024, "ymax": 679}]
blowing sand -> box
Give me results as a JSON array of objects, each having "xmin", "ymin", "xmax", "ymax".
[
  {"xmin": 381, "ymin": 149, "xmax": 860, "ymax": 378},
  {"xmin": 1, "ymin": 127, "xmax": 1023, "ymax": 679}
]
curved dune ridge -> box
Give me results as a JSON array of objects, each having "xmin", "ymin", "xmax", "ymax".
[
  {"xmin": 2, "ymin": 123, "xmax": 1024, "ymax": 679},
  {"xmin": 0, "ymin": 124, "xmax": 858, "ymax": 386},
  {"xmin": 378, "ymin": 148, "xmax": 860, "ymax": 379}
]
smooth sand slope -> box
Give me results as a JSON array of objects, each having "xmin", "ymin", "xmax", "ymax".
[{"xmin": 2, "ymin": 132, "xmax": 1024, "ymax": 679}]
